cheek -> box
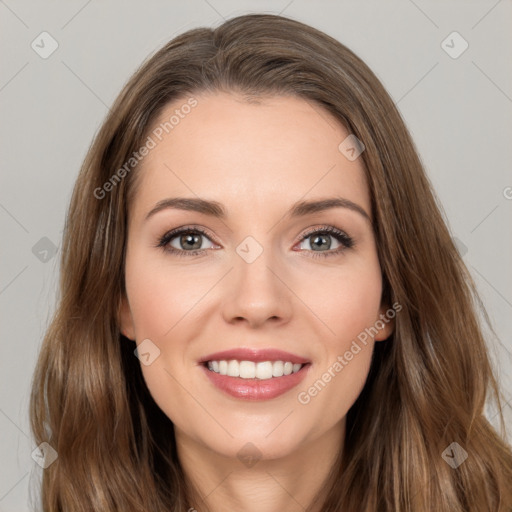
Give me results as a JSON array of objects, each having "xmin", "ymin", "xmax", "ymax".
[
  {"xmin": 296, "ymin": 269, "xmax": 380, "ymax": 422},
  {"xmin": 300, "ymin": 258, "xmax": 383, "ymax": 343},
  {"xmin": 124, "ymin": 251, "xmax": 208, "ymax": 339},
  {"xmin": 294, "ymin": 258, "xmax": 381, "ymax": 415}
]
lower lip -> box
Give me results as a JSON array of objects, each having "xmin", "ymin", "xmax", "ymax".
[{"xmin": 200, "ymin": 363, "xmax": 311, "ymax": 401}]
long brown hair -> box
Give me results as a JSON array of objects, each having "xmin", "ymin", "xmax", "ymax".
[{"xmin": 30, "ymin": 13, "xmax": 512, "ymax": 511}]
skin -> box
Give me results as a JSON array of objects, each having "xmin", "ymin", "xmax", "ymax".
[{"xmin": 119, "ymin": 91, "xmax": 394, "ymax": 512}]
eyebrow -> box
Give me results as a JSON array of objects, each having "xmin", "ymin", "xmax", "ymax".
[{"xmin": 144, "ymin": 196, "xmax": 371, "ymax": 224}]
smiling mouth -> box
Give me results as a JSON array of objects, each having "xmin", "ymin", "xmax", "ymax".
[{"xmin": 203, "ymin": 359, "xmax": 309, "ymax": 380}]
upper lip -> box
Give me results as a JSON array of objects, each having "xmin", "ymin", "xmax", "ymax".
[{"xmin": 198, "ymin": 348, "xmax": 311, "ymax": 365}]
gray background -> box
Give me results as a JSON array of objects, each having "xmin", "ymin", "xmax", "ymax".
[{"xmin": 1, "ymin": 1, "xmax": 511, "ymax": 510}]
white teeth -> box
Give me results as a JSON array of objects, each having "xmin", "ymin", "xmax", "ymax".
[
  {"xmin": 227, "ymin": 360, "xmax": 239, "ymax": 377},
  {"xmin": 256, "ymin": 361, "xmax": 273, "ymax": 379},
  {"xmin": 239, "ymin": 361, "xmax": 255, "ymax": 378},
  {"xmin": 272, "ymin": 360, "xmax": 284, "ymax": 377},
  {"xmin": 206, "ymin": 360, "xmax": 305, "ymax": 380}
]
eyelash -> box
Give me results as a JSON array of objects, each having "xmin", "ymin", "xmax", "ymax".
[{"xmin": 155, "ymin": 225, "xmax": 355, "ymax": 259}]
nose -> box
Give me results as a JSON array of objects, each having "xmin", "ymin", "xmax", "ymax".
[{"xmin": 221, "ymin": 247, "xmax": 293, "ymax": 329}]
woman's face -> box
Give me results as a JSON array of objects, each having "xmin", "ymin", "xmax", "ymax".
[{"xmin": 119, "ymin": 91, "xmax": 393, "ymax": 461}]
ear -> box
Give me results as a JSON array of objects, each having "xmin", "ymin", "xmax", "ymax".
[
  {"xmin": 374, "ymin": 302, "xmax": 396, "ymax": 342},
  {"xmin": 118, "ymin": 295, "xmax": 136, "ymax": 341}
]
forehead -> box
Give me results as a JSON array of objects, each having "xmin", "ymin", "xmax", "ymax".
[{"xmin": 130, "ymin": 91, "xmax": 370, "ymax": 222}]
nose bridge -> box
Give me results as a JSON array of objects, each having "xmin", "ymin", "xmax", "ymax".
[{"xmin": 222, "ymin": 234, "xmax": 292, "ymax": 325}]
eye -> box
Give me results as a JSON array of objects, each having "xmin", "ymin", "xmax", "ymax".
[
  {"xmin": 156, "ymin": 226, "xmax": 217, "ymax": 257},
  {"xmin": 295, "ymin": 226, "xmax": 354, "ymax": 258}
]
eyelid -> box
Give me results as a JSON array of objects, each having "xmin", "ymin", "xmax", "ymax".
[
  {"xmin": 160, "ymin": 224, "xmax": 220, "ymax": 244},
  {"xmin": 293, "ymin": 225, "xmax": 348, "ymax": 244}
]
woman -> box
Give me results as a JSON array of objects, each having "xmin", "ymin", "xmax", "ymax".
[{"xmin": 30, "ymin": 13, "xmax": 512, "ymax": 512}]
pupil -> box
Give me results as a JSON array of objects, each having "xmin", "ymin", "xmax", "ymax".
[
  {"xmin": 311, "ymin": 234, "xmax": 330, "ymax": 251},
  {"xmin": 182, "ymin": 233, "xmax": 201, "ymax": 250}
]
